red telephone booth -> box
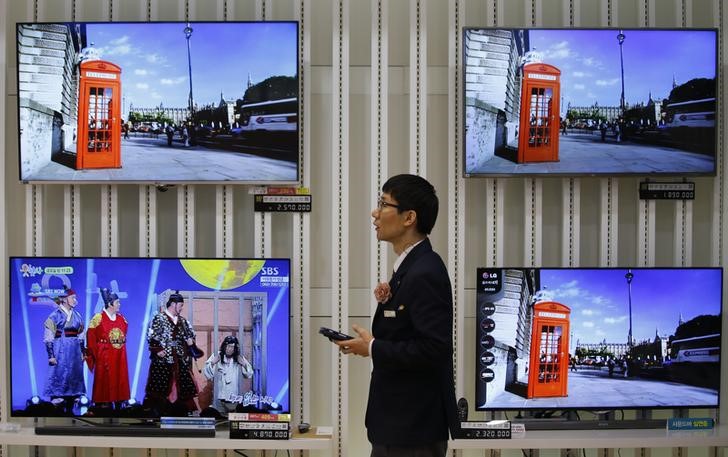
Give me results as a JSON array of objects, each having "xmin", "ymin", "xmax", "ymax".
[
  {"xmin": 76, "ymin": 60, "xmax": 122, "ymax": 169},
  {"xmin": 527, "ymin": 301, "xmax": 570, "ymax": 399},
  {"xmin": 518, "ymin": 63, "xmax": 561, "ymax": 163}
]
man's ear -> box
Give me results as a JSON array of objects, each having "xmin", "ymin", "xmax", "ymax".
[{"xmin": 402, "ymin": 209, "xmax": 417, "ymax": 228}]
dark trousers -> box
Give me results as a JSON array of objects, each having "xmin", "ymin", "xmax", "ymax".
[{"xmin": 371, "ymin": 441, "xmax": 447, "ymax": 457}]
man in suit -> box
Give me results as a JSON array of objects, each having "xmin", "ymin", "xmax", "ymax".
[{"xmin": 337, "ymin": 174, "xmax": 459, "ymax": 457}]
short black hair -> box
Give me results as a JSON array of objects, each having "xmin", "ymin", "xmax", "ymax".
[{"xmin": 382, "ymin": 174, "xmax": 438, "ymax": 235}]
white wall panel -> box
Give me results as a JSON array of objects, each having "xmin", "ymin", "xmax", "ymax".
[
  {"xmin": 409, "ymin": 0, "xmax": 427, "ymax": 175},
  {"xmin": 138, "ymin": 186, "xmax": 157, "ymax": 256},
  {"xmin": 330, "ymin": 1, "xmax": 350, "ymax": 456},
  {"xmin": 0, "ymin": 0, "xmax": 8, "ymax": 438},
  {"xmin": 2, "ymin": 1, "xmax": 727, "ymax": 456},
  {"xmin": 448, "ymin": 0, "xmax": 466, "ymax": 403},
  {"xmin": 100, "ymin": 185, "xmax": 119, "ymax": 257},
  {"xmin": 176, "ymin": 185, "xmax": 195, "ymax": 257},
  {"xmin": 370, "ymin": 0, "xmax": 390, "ymax": 313},
  {"xmin": 599, "ymin": 179, "xmax": 618, "ymax": 267}
]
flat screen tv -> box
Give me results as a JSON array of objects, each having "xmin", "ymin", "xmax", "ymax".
[
  {"xmin": 475, "ymin": 267, "xmax": 722, "ymax": 411},
  {"xmin": 9, "ymin": 257, "xmax": 291, "ymax": 418},
  {"xmin": 463, "ymin": 28, "xmax": 717, "ymax": 177},
  {"xmin": 16, "ymin": 21, "xmax": 299, "ymax": 184}
]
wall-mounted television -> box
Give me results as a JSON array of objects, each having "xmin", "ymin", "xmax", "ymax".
[
  {"xmin": 16, "ymin": 21, "xmax": 299, "ymax": 184},
  {"xmin": 475, "ymin": 267, "xmax": 722, "ymax": 412},
  {"xmin": 463, "ymin": 28, "xmax": 717, "ymax": 177},
  {"xmin": 9, "ymin": 257, "xmax": 290, "ymax": 418}
]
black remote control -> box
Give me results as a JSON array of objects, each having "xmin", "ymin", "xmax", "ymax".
[
  {"xmin": 457, "ymin": 397, "xmax": 468, "ymax": 422},
  {"xmin": 319, "ymin": 327, "xmax": 354, "ymax": 341}
]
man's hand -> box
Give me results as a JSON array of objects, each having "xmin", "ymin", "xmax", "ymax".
[
  {"xmin": 48, "ymin": 357, "xmax": 57, "ymax": 366},
  {"xmin": 335, "ymin": 324, "xmax": 373, "ymax": 357},
  {"xmin": 157, "ymin": 349, "xmax": 166, "ymax": 358}
]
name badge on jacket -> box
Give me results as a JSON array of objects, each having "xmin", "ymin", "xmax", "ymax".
[{"xmin": 383, "ymin": 310, "xmax": 396, "ymax": 318}]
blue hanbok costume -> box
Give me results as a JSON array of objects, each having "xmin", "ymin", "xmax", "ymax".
[{"xmin": 43, "ymin": 306, "xmax": 86, "ymax": 399}]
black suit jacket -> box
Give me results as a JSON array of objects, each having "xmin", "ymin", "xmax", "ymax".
[{"xmin": 365, "ymin": 238, "xmax": 459, "ymax": 446}]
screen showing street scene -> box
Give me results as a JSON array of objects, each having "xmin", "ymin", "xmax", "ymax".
[
  {"xmin": 16, "ymin": 22, "xmax": 299, "ymax": 183},
  {"xmin": 463, "ymin": 28, "xmax": 717, "ymax": 176},
  {"xmin": 9, "ymin": 257, "xmax": 291, "ymax": 418},
  {"xmin": 475, "ymin": 267, "xmax": 722, "ymax": 411}
]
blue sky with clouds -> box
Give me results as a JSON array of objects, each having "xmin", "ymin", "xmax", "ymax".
[
  {"xmin": 84, "ymin": 22, "xmax": 298, "ymax": 117},
  {"xmin": 526, "ymin": 29, "xmax": 716, "ymax": 109},
  {"xmin": 535, "ymin": 268, "xmax": 722, "ymax": 348}
]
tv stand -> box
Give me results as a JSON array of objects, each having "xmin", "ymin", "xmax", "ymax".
[
  {"xmin": 507, "ymin": 409, "xmax": 669, "ymax": 430},
  {"xmin": 510, "ymin": 418, "xmax": 667, "ymax": 430},
  {"xmin": 35, "ymin": 422, "xmax": 215, "ymax": 438},
  {"xmin": 0, "ymin": 425, "xmax": 333, "ymax": 450}
]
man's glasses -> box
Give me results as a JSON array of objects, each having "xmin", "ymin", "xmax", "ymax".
[{"xmin": 377, "ymin": 198, "xmax": 400, "ymax": 210}]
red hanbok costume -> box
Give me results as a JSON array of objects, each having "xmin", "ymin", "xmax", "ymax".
[{"xmin": 86, "ymin": 309, "xmax": 130, "ymax": 403}]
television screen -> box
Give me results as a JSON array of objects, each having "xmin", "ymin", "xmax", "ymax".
[
  {"xmin": 16, "ymin": 21, "xmax": 299, "ymax": 184},
  {"xmin": 463, "ymin": 28, "xmax": 717, "ymax": 177},
  {"xmin": 475, "ymin": 267, "xmax": 722, "ymax": 411},
  {"xmin": 9, "ymin": 257, "xmax": 291, "ymax": 418}
]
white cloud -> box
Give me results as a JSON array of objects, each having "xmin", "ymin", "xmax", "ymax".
[
  {"xmin": 546, "ymin": 41, "xmax": 571, "ymax": 59},
  {"xmin": 573, "ymin": 84, "xmax": 585, "ymax": 90},
  {"xmin": 110, "ymin": 36, "xmax": 129, "ymax": 45},
  {"xmin": 596, "ymin": 78, "xmax": 620, "ymax": 86},
  {"xmin": 109, "ymin": 44, "xmax": 132, "ymax": 55},
  {"xmin": 604, "ymin": 316, "xmax": 627, "ymax": 324},
  {"xmin": 581, "ymin": 309, "xmax": 595, "ymax": 316},
  {"xmin": 572, "ymin": 71, "xmax": 587, "ymax": 78},
  {"xmin": 160, "ymin": 77, "xmax": 186, "ymax": 85},
  {"xmin": 134, "ymin": 69, "xmax": 148, "ymax": 76},
  {"xmin": 151, "ymin": 92, "xmax": 163, "ymax": 99},
  {"xmin": 583, "ymin": 321, "xmax": 595, "ymax": 328},
  {"xmin": 582, "ymin": 57, "xmax": 601, "ymax": 67},
  {"xmin": 136, "ymin": 83, "xmax": 149, "ymax": 90},
  {"xmin": 146, "ymin": 53, "xmax": 165, "ymax": 64}
]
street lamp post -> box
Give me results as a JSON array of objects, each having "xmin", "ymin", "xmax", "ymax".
[
  {"xmin": 617, "ymin": 30, "xmax": 626, "ymax": 113},
  {"xmin": 184, "ymin": 23, "xmax": 194, "ymax": 120},
  {"xmin": 625, "ymin": 269, "xmax": 634, "ymax": 347}
]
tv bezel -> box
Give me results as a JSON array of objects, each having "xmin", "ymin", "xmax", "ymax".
[
  {"xmin": 7, "ymin": 256, "xmax": 293, "ymax": 419},
  {"xmin": 15, "ymin": 20, "xmax": 301, "ymax": 185},
  {"xmin": 473, "ymin": 266, "xmax": 723, "ymax": 413},
  {"xmin": 461, "ymin": 26, "xmax": 719, "ymax": 178}
]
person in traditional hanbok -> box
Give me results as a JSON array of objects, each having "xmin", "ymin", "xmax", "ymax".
[
  {"xmin": 43, "ymin": 287, "xmax": 86, "ymax": 414},
  {"xmin": 86, "ymin": 288, "xmax": 130, "ymax": 410},
  {"xmin": 143, "ymin": 291, "xmax": 203, "ymax": 415}
]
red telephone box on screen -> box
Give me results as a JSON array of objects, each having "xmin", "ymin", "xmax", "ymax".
[
  {"xmin": 76, "ymin": 60, "xmax": 122, "ymax": 170},
  {"xmin": 518, "ymin": 63, "xmax": 561, "ymax": 163},
  {"xmin": 527, "ymin": 300, "xmax": 570, "ymax": 399}
]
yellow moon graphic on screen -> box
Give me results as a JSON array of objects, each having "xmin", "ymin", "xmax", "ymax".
[{"xmin": 180, "ymin": 259, "xmax": 265, "ymax": 290}]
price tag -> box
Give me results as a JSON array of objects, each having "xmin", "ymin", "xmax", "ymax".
[
  {"xmin": 254, "ymin": 194, "xmax": 312, "ymax": 212},
  {"xmin": 458, "ymin": 421, "xmax": 512, "ymax": 439},
  {"xmin": 639, "ymin": 182, "xmax": 695, "ymax": 200}
]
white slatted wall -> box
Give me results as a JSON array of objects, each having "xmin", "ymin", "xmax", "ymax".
[{"xmin": 1, "ymin": 2, "xmax": 727, "ymax": 457}]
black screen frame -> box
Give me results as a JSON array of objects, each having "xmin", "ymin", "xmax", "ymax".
[
  {"xmin": 15, "ymin": 20, "xmax": 301, "ymax": 185},
  {"xmin": 462, "ymin": 27, "xmax": 719, "ymax": 178},
  {"xmin": 8, "ymin": 256, "xmax": 293, "ymax": 420},
  {"xmin": 474, "ymin": 266, "xmax": 723, "ymax": 413}
]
